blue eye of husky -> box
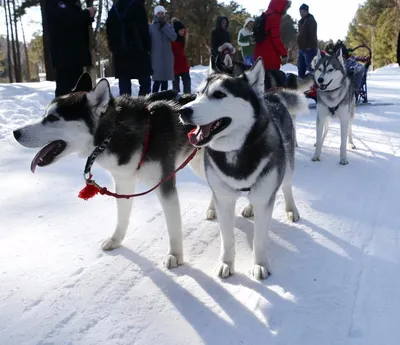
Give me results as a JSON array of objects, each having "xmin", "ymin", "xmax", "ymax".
[{"xmin": 212, "ymin": 91, "xmax": 227, "ymax": 99}]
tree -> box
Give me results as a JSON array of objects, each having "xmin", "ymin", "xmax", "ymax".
[{"xmin": 3, "ymin": 0, "xmax": 14, "ymax": 82}]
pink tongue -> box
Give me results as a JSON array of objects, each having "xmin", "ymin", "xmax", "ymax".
[
  {"xmin": 30, "ymin": 142, "xmax": 58, "ymax": 173},
  {"xmin": 188, "ymin": 124, "xmax": 212, "ymax": 145}
]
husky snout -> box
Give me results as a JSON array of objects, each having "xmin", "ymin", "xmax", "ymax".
[
  {"xmin": 13, "ymin": 129, "xmax": 22, "ymax": 141},
  {"xmin": 317, "ymin": 77, "xmax": 324, "ymax": 83}
]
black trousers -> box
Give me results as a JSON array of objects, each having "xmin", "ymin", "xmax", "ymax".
[
  {"xmin": 55, "ymin": 67, "xmax": 84, "ymax": 97},
  {"xmin": 173, "ymin": 72, "xmax": 191, "ymax": 94},
  {"xmin": 118, "ymin": 76, "xmax": 151, "ymax": 96},
  {"xmin": 264, "ymin": 69, "xmax": 287, "ymax": 90},
  {"xmin": 152, "ymin": 80, "xmax": 169, "ymax": 93}
]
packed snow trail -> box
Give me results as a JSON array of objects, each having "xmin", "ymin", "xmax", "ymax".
[{"xmin": 1, "ymin": 65, "xmax": 400, "ymax": 345}]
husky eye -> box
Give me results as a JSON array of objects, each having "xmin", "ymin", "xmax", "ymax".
[
  {"xmin": 328, "ymin": 69, "xmax": 334, "ymax": 72},
  {"xmin": 318, "ymin": 68, "xmax": 322, "ymax": 72},
  {"xmin": 45, "ymin": 114, "xmax": 60, "ymax": 122},
  {"xmin": 212, "ymin": 91, "xmax": 227, "ymax": 99}
]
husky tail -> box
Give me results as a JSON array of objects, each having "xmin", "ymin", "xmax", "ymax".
[
  {"xmin": 285, "ymin": 72, "xmax": 314, "ymax": 93},
  {"xmin": 266, "ymin": 89, "xmax": 309, "ymax": 117}
]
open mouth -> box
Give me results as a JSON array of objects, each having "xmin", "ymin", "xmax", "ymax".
[
  {"xmin": 187, "ymin": 117, "xmax": 231, "ymax": 146},
  {"xmin": 31, "ymin": 140, "xmax": 67, "ymax": 173},
  {"xmin": 318, "ymin": 80, "xmax": 333, "ymax": 91}
]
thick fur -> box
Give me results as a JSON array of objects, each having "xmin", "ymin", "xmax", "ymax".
[
  {"xmin": 13, "ymin": 73, "xmax": 203, "ymax": 269},
  {"xmin": 312, "ymin": 49, "xmax": 356, "ymax": 165},
  {"xmin": 179, "ymin": 58, "xmax": 300, "ymax": 280}
]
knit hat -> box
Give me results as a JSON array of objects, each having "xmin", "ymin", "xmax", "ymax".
[
  {"xmin": 173, "ymin": 19, "xmax": 185, "ymax": 32},
  {"xmin": 154, "ymin": 5, "xmax": 166, "ymax": 15},
  {"xmin": 299, "ymin": 3, "xmax": 309, "ymax": 11}
]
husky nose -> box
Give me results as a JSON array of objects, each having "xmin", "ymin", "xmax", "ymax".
[
  {"xmin": 179, "ymin": 107, "xmax": 193, "ymax": 120},
  {"xmin": 317, "ymin": 77, "xmax": 324, "ymax": 83},
  {"xmin": 13, "ymin": 129, "xmax": 21, "ymax": 141}
]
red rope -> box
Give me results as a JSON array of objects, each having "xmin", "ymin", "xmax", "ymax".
[{"xmin": 79, "ymin": 147, "xmax": 200, "ymax": 200}]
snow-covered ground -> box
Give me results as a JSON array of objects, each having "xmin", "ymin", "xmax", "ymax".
[{"xmin": 1, "ymin": 64, "xmax": 400, "ymax": 345}]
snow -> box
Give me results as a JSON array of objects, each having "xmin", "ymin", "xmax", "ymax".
[{"xmin": 1, "ymin": 64, "xmax": 400, "ymax": 345}]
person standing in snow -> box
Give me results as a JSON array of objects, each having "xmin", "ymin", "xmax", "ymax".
[
  {"xmin": 237, "ymin": 18, "xmax": 255, "ymax": 66},
  {"xmin": 210, "ymin": 16, "xmax": 231, "ymax": 60},
  {"xmin": 297, "ymin": 3, "xmax": 318, "ymax": 78},
  {"xmin": 48, "ymin": 0, "xmax": 97, "ymax": 97},
  {"xmin": 171, "ymin": 18, "xmax": 191, "ymax": 94},
  {"xmin": 106, "ymin": 0, "xmax": 152, "ymax": 96},
  {"xmin": 254, "ymin": 0, "xmax": 291, "ymax": 88},
  {"xmin": 149, "ymin": 5, "xmax": 177, "ymax": 93}
]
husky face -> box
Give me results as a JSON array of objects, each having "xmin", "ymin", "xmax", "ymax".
[
  {"xmin": 313, "ymin": 49, "xmax": 346, "ymax": 91},
  {"xmin": 179, "ymin": 58, "xmax": 265, "ymax": 152},
  {"xmin": 13, "ymin": 73, "xmax": 112, "ymax": 172}
]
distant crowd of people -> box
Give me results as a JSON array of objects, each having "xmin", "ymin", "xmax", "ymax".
[{"xmin": 47, "ymin": 0, "xmax": 322, "ymax": 98}]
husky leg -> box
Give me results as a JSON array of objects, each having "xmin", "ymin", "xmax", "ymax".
[
  {"xmin": 312, "ymin": 114, "xmax": 325, "ymax": 161},
  {"xmin": 349, "ymin": 109, "xmax": 356, "ymax": 149},
  {"xmin": 339, "ymin": 116, "xmax": 350, "ymax": 165},
  {"xmin": 241, "ymin": 203, "xmax": 254, "ymax": 218},
  {"xmin": 314, "ymin": 117, "xmax": 329, "ymax": 147},
  {"xmin": 281, "ymin": 175, "xmax": 300, "ymax": 222},
  {"xmin": 292, "ymin": 115, "xmax": 298, "ymax": 148},
  {"xmin": 251, "ymin": 197, "xmax": 275, "ymax": 280},
  {"xmin": 206, "ymin": 196, "xmax": 217, "ymax": 220},
  {"xmin": 213, "ymin": 191, "xmax": 238, "ymax": 278},
  {"xmin": 102, "ymin": 176, "xmax": 136, "ymax": 251},
  {"xmin": 156, "ymin": 179, "xmax": 184, "ymax": 269}
]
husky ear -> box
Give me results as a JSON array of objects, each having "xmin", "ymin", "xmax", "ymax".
[
  {"xmin": 336, "ymin": 48, "xmax": 345, "ymax": 66},
  {"xmin": 87, "ymin": 78, "xmax": 112, "ymax": 116},
  {"xmin": 208, "ymin": 56, "xmax": 221, "ymax": 76},
  {"xmin": 311, "ymin": 50, "xmax": 322, "ymax": 70},
  {"xmin": 244, "ymin": 57, "xmax": 265, "ymax": 94},
  {"xmin": 72, "ymin": 72, "xmax": 93, "ymax": 93}
]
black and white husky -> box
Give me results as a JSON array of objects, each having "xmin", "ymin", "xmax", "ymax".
[
  {"xmin": 312, "ymin": 49, "xmax": 356, "ymax": 165},
  {"xmin": 179, "ymin": 58, "xmax": 302, "ymax": 279}
]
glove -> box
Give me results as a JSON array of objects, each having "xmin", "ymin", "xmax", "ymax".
[
  {"xmin": 281, "ymin": 56, "xmax": 288, "ymax": 65},
  {"xmin": 159, "ymin": 21, "xmax": 165, "ymax": 29}
]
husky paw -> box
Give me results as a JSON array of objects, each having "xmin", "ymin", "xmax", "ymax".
[
  {"xmin": 339, "ymin": 158, "xmax": 349, "ymax": 165},
  {"xmin": 206, "ymin": 208, "xmax": 217, "ymax": 220},
  {"xmin": 295, "ymin": 142, "xmax": 299, "ymax": 148},
  {"xmin": 215, "ymin": 261, "xmax": 234, "ymax": 278},
  {"xmin": 101, "ymin": 237, "xmax": 122, "ymax": 251},
  {"xmin": 241, "ymin": 205, "xmax": 254, "ymax": 218},
  {"xmin": 163, "ymin": 253, "xmax": 183, "ymax": 269},
  {"xmin": 287, "ymin": 209, "xmax": 300, "ymax": 222},
  {"xmin": 252, "ymin": 264, "xmax": 270, "ymax": 280},
  {"xmin": 311, "ymin": 156, "xmax": 320, "ymax": 162},
  {"xmin": 314, "ymin": 142, "xmax": 316, "ymax": 147},
  {"xmin": 350, "ymin": 143, "xmax": 356, "ymax": 149}
]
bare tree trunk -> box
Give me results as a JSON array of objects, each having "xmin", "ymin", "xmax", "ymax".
[
  {"xmin": 85, "ymin": 0, "xmax": 97, "ymax": 87},
  {"xmin": 4, "ymin": 0, "xmax": 14, "ymax": 82},
  {"xmin": 39, "ymin": 0, "xmax": 56, "ymax": 81},
  {"xmin": 20, "ymin": 16, "xmax": 31, "ymax": 81},
  {"xmin": 12, "ymin": 0, "xmax": 23, "ymax": 81},
  {"xmin": 6, "ymin": 0, "xmax": 18, "ymax": 82}
]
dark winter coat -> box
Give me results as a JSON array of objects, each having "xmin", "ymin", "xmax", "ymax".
[
  {"xmin": 397, "ymin": 31, "xmax": 400, "ymax": 66},
  {"xmin": 254, "ymin": 0, "xmax": 288, "ymax": 70},
  {"xmin": 48, "ymin": 0, "xmax": 93, "ymax": 69},
  {"xmin": 297, "ymin": 13, "xmax": 318, "ymax": 50},
  {"xmin": 210, "ymin": 16, "xmax": 231, "ymax": 58},
  {"xmin": 149, "ymin": 16, "xmax": 177, "ymax": 81},
  {"xmin": 106, "ymin": 0, "xmax": 152, "ymax": 79}
]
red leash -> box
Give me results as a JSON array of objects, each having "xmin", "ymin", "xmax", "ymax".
[{"xmin": 78, "ymin": 116, "xmax": 200, "ymax": 200}]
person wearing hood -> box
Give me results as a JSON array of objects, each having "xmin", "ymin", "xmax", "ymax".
[
  {"xmin": 149, "ymin": 5, "xmax": 177, "ymax": 92},
  {"xmin": 254, "ymin": 0, "xmax": 290, "ymax": 87},
  {"xmin": 210, "ymin": 16, "xmax": 231, "ymax": 59},
  {"xmin": 48, "ymin": 0, "xmax": 97, "ymax": 97},
  {"xmin": 106, "ymin": 0, "xmax": 152, "ymax": 96},
  {"xmin": 297, "ymin": 3, "xmax": 318, "ymax": 78},
  {"xmin": 171, "ymin": 18, "xmax": 191, "ymax": 94},
  {"xmin": 237, "ymin": 18, "xmax": 255, "ymax": 66}
]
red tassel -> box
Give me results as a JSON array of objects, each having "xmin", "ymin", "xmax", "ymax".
[{"xmin": 78, "ymin": 183, "xmax": 100, "ymax": 200}]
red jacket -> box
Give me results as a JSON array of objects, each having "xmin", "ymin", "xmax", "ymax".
[
  {"xmin": 254, "ymin": 0, "xmax": 288, "ymax": 70},
  {"xmin": 171, "ymin": 40, "xmax": 190, "ymax": 75}
]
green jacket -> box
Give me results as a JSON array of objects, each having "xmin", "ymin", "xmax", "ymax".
[{"xmin": 237, "ymin": 18, "xmax": 255, "ymax": 57}]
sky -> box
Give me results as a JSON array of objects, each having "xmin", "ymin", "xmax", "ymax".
[{"xmin": 0, "ymin": 0, "xmax": 365, "ymax": 43}]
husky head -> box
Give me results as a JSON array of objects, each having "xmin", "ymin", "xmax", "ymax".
[
  {"xmin": 313, "ymin": 49, "xmax": 346, "ymax": 92},
  {"xmin": 13, "ymin": 73, "xmax": 113, "ymax": 172},
  {"xmin": 179, "ymin": 57, "xmax": 265, "ymax": 152}
]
